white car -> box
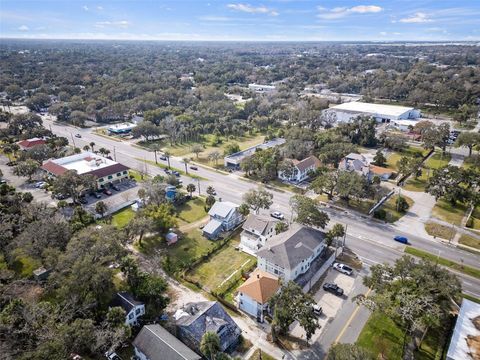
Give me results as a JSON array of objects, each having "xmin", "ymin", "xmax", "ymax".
[
  {"xmin": 333, "ymin": 262, "xmax": 353, "ymax": 276},
  {"xmin": 312, "ymin": 304, "xmax": 323, "ymax": 316},
  {"xmin": 270, "ymin": 211, "xmax": 285, "ymax": 220}
]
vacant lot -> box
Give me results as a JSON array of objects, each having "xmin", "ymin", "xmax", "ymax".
[
  {"xmin": 404, "ymin": 152, "xmax": 450, "ymax": 192},
  {"xmin": 459, "ymin": 233, "xmax": 480, "ymax": 250},
  {"xmin": 381, "ymin": 195, "xmax": 414, "ymax": 223},
  {"xmin": 175, "ymin": 197, "xmax": 207, "ymax": 224},
  {"xmin": 432, "ymin": 199, "xmax": 468, "ymax": 226},
  {"xmin": 424, "ymin": 221, "xmax": 455, "ymax": 240},
  {"xmin": 387, "ymin": 146, "xmax": 429, "ymax": 171},
  {"xmin": 111, "ymin": 207, "xmax": 135, "ymax": 228}
]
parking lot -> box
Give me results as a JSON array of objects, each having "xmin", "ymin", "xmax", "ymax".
[
  {"xmin": 290, "ymin": 267, "xmax": 357, "ymax": 342},
  {"xmin": 84, "ymin": 179, "xmax": 139, "ymax": 215}
]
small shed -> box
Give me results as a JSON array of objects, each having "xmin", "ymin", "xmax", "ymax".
[
  {"xmin": 33, "ymin": 267, "xmax": 51, "ymax": 281},
  {"xmin": 166, "ymin": 232, "xmax": 178, "ymax": 246}
]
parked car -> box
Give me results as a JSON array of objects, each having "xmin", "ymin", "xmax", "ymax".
[
  {"xmin": 190, "ymin": 166, "xmax": 198, "ymax": 170},
  {"xmin": 333, "ymin": 262, "xmax": 353, "ymax": 276},
  {"xmin": 34, "ymin": 181, "xmax": 46, "ymax": 188},
  {"xmin": 90, "ymin": 192, "xmax": 102, "ymax": 199},
  {"xmin": 103, "ymin": 189, "xmax": 112, "ymax": 196},
  {"xmin": 77, "ymin": 197, "xmax": 88, "ymax": 204},
  {"xmin": 0, "ymin": 179, "xmax": 7, "ymax": 184},
  {"xmin": 159, "ymin": 155, "xmax": 167, "ymax": 161},
  {"xmin": 312, "ymin": 304, "xmax": 323, "ymax": 316},
  {"xmin": 164, "ymin": 169, "xmax": 171, "ymax": 174},
  {"xmin": 394, "ymin": 235, "xmax": 409, "ymax": 244},
  {"xmin": 75, "ymin": 133, "xmax": 82, "ymax": 138},
  {"xmin": 323, "ymin": 283, "xmax": 344, "ymax": 296},
  {"xmin": 54, "ymin": 193, "xmax": 68, "ymax": 200},
  {"xmin": 172, "ymin": 170, "xmax": 180, "ymax": 177},
  {"xmin": 270, "ymin": 211, "xmax": 285, "ymax": 220},
  {"xmin": 111, "ymin": 184, "xmax": 120, "ymax": 191}
]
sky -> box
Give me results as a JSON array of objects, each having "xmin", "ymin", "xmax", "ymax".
[{"xmin": 1, "ymin": 0, "xmax": 479, "ymax": 42}]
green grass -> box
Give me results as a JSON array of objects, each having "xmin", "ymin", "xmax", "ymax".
[
  {"xmin": 458, "ymin": 233, "xmax": 480, "ymax": 250},
  {"xmin": 128, "ymin": 169, "xmax": 144, "ymax": 182},
  {"xmin": 248, "ymin": 349, "xmax": 276, "ymax": 360},
  {"xmin": 11, "ymin": 253, "xmax": 41, "ymax": 278},
  {"xmin": 111, "ymin": 208, "xmax": 135, "ymax": 228},
  {"xmin": 468, "ymin": 205, "xmax": 480, "ymax": 230},
  {"xmin": 337, "ymin": 198, "xmax": 375, "ymax": 215},
  {"xmin": 189, "ymin": 238, "xmax": 256, "ymax": 291},
  {"xmin": 381, "ymin": 195, "xmax": 414, "ymax": 223},
  {"xmin": 414, "ymin": 326, "xmax": 447, "ymax": 360},
  {"xmin": 404, "ymin": 152, "xmax": 451, "ymax": 192},
  {"xmin": 386, "ymin": 146, "xmax": 429, "ymax": 171},
  {"xmin": 424, "ymin": 222, "xmax": 456, "ymax": 240},
  {"xmin": 462, "ymin": 293, "xmax": 480, "ymax": 304},
  {"xmin": 357, "ymin": 312, "xmax": 405, "ymax": 360},
  {"xmin": 176, "ymin": 197, "xmax": 207, "ymax": 223},
  {"xmin": 405, "ymin": 246, "xmax": 480, "ymax": 279},
  {"xmin": 432, "ymin": 199, "xmax": 468, "ymax": 226}
]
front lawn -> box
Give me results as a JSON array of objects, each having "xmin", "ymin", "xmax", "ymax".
[
  {"xmin": 381, "ymin": 194, "xmax": 414, "ymax": 223},
  {"xmin": 175, "ymin": 197, "xmax": 207, "ymax": 223},
  {"xmin": 336, "ymin": 198, "xmax": 375, "ymax": 215},
  {"xmin": 357, "ymin": 312, "xmax": 404, "ymax": 360},
  {"xmin": 188, "ymin": 238, "xmax": 256, "ymax": 292},
  {"xmin": 432, "ymin": 199, "xmax": 469, "ymax": 226},
  {"xmin": 111, "ymin": 208, "xmax": 135, "ymax": 228},
  {"xmin": 387, "ymin": 146, "xmax": 429, "ymax": 171},
  {"xmin": 459, "ymin": 233, "xmax": 480, "ymax": 250},
  {"xmin": 404, "ymin": 152, "xmax": 451, "ymax": 192},
  {"xmin": 424, "ymin": 221, "xmax": 455, "ymax": 240}
]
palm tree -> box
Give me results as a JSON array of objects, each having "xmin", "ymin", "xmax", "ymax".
[
  {"xmin": 186, "ymin": 183, "xmax": 196, "ymax": 197},
  {"xmin": 89, "ymin": 142, "xmax": 95, "ymax": 152},
  {"xmin": 208, "ymin": 150, "xmax": 221, "ymax": 166},
  {"xmin": 200, "ymin": 332, "xmax": 220, "ymax": 360},
  {"xmin": 182, "ymin": 157, "xmax": 190, "ymax": 174},
  {"xmin": 95, "ymin": 201, "xmax": 108, "ymax": 219},
  {"xmin": 151, "ymin": 143, "xmax": 162, "ymax": 164},
  {"xmin": 164, "ymin": 151, "xmax": 171, "ymax": 169},
  {"xmin": 83, "ymin": 145, "xmax": 90, "ymax": 152}
]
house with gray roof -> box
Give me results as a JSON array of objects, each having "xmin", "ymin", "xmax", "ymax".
[
  {"xmin": 203, "ymin": 201, "xmax": 243, "ymax": 240},
  {"xmin": 240, "ymin": 214, "xmax": 278, "ymax": 255},
  {"xmin": 110, "ymin": 292, "xmax": 145, "ymax": 326},
  {"xmin": 133, "ymin": 324, "xmax": 201, "ymax": 360},
  {"xmin": 256, "ymin": 224, "xmax": 327, "ymax": 282},
  {"xmin": 174, "ymin": 301, "xmax": 241, "ymax": 354},
  {"xmin": 278, "ymin": 155, "xmax": 322, "ymax": 183},
  {"xmin": 338, "ymin": 153, "xmax": 370, "ymax": 177}
]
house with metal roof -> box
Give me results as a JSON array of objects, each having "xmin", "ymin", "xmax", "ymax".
[
  {"xmin": 41, "ymin": 151, "xmax": 129, "ymax": 188},
  {"xmin": 239, "ymin": 214, "xmax": 278, "ymax": 255},
  {"xmin": 278, "ymin": 155, "xmax": 322, "ymax": 183},
  {"xmin": 446, "ymin": 299, "xmax": 480, "ymax": 360},
  {"xmin": 256, "ymin": 224, "xmax": 327, "ymax": 282},
  {"xmin": 133, "ymin": 324, "xmax": 201, "ymax": 360},
  {"xmin": 17, "ymin": 137, "xmax": 46, "ymax": 150},
  {"xmin": 174, "ymin": 301, "xmax": 241, "ymax": 354},
  {"xmin": 223, "ymin": 138, "xmax": 285, "ymax": 169},
  {"xmin": 110, "ymin": 292, "xmax": 145, "ymax": 326},
  {"xmin": 203, "ymin": 201, "xmax": 243, "ymax": 240},
  {"xmin": 237, "ymin": 269, "xmax": 280, "ymax": 322}
]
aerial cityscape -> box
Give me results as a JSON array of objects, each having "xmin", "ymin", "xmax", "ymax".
[{"xmin": 1, "ymin": 1, "xmax": 480, "ymax": 360}]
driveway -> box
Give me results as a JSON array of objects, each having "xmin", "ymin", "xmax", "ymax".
[{"xmin": 84, "ymin": 180, "xmax": 139, "ymax": 214}]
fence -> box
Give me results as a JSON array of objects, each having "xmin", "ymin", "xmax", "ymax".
[
  {"xmin": 396, "ymin": 148, "xmax": 434, "ymax": 186},
  {"xmin": 368, "ymin": 189, "xmax": 395, "ymax": 215},
  {"xmin": 302, "ymin": 251, "xmax": 337, "ymax": 293}
]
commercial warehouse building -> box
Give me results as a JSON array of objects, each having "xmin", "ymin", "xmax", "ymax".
[
  {"xmin": 326, "ymin": 101, "xmax": 421, "ymax": 124},
  {"xmin": 41, "ymin": 151, "xmax": 130, "ymax": 188}
]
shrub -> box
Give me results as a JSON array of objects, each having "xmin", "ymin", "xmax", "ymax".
[
  {"xmin": 374, "ymin": 209, "xmax": 387, "ymax": 220},
  {"xmin": 396, "ymin": 196, "xmax": 410, "ymax": 213},
  {"xmin": 466, "ymin": 216, "xmax": 474, "ymax": 228}
]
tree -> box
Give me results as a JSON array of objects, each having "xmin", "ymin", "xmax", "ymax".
[
  {"xmin": 335, "ymin": 171, "xmax": 366, "ymax": 203},
  {"xmin": 89, "ymin": 142, "xmax": 95, "ymax": 152},
  {"xmin": 372, "ymin": 150, "xmax": 387, "ymax": 167},
  {"xmin": 206, "ymin": 186, "xmax": 216, "ymax": 196},
  {"xmin": 396, "ymin": 196, "xmax": 410, "ymax": 212},
  {"xmin": 327, "ymin": 223, "xmax": 346, "ymax": 247},
  {"xmin": 83, "ymin": 145, "xmax": 90, "ymax": 152},
  {"xmin": 151, "ymin": 143, "xmax": 162, "ymax": 164},
  {"xmin": 95, "ymin": 201, "xmax": 108, "ymax": 218},
  {"xmin": 278, "ymin": 159, "xmax": 296, "ymax": 180},
  {"xmin": 191, "ymin": 144, "xmax": 204, "ymax": 159},
  {"xmin": 290, "ymin": 195, "xmax": 329, "ymax": 229},
  {"xmin": 13, "ymin": 159, "xmax": 39, "ymax": 181},
  {"xmin": 125, "ymin": 214, "xmax": 155, "ymax": 246},
  {"xmin": 238, "ymin": 203, "xmax": 250, "ymax": 217},
  {"xmin": 224, "ymin": 142, "xmax": 240, "ymax": 156},
  {"xmin": 242, "ymin": 187, "xmax": 273, "ymax": 214},
  {"xmin": 269, "ymin": 281, "xmax": 319, "ymax": 342},
  {"xmin": 200, "ymin": 332, "xmax": 221, "ymax": 360},
  {"xmin": 143, "ymin": 203, "xmax": 177, "ymax": 235},
  {"xmin": 182, "ymin": 157, "xmax": 190, "ymax": 174},
  {"xmin": 456, "ymin": 132, "xmax": 480, "ymax": 157},
  {"xmin": 397, "ymin": 156, "xmax": 422, "ymax": 178},
  {"xmin": 275, "ymin": 222, "xmax": 288, "ymax": 234},
  {"xmin": 208, "ymin": 150, "xmax": 222, "ymax": 166},
  {"xmin": 326, "ymin": 343, "xmax": 375, "ymax": 360},
  {"xmin": 164, "ymin": 151, "xmax": 171, "ymax": 169},
  {"xmin": 358, "ymin": 256, "xmax": 461, "ymax": 355},
  {"xmin": 205, "ymin": 195, "xmax": 216, "ymax": 209},
  {"xmin": 186, "ymin": 183, "xmax": 196, "ymax": 197},
  {"xmin": 131, "ymin": 121, "xmax": 161, "ymax": 141},
  {"xmin": 52, "ymin": 170, "xmax": 96, "ymax": 203},
  {"xmin": 98, "ymin": 147, "xmax": 110, "ymax": 157},
  {"xmin": 426, "ymin": 165, "xmax": 474, "ymax": 205}
]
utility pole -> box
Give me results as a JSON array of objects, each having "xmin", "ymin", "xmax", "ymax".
[
  {"xmin": 197, "ymin": 177, "xmax": 201, "ymax": 196},
  {"xmin": 343, "ymin": 223, "xmax": 348, "ymax": 248},
  {"xmin": 113, "ymin": 146, "xmax": 117, "ymax": 161},
  {"xmin": 397, "ymin": 187, "xmax": 402, "ymax": 212},
  {"xmin": 70, "ymin": 132, "xmax": 76, "ymax": 148}
]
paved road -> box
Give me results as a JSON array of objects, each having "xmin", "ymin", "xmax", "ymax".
[{"xmin": 43, "ymin": 118, "xmax": 480, "ymax": 299}]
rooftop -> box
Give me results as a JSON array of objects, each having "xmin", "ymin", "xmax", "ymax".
[
  {"xmin": 41, "ymin": 151, "xmax": 129, "ymax": 178},
  {"xmin": 294, "ymin": 155, "xmax": 322, "ymax": 172},
  {"xmin": 133, "ymin": 324, "xmax": 201, "ymax": 360},
  {"xmin": 111, "ymin": 292, "xmax": 143, "ymax": 313},
  {"xmin": 330, "ymin": 102, "xmax": 414, "ymax": 117},
  {"xmin": 225, "ymin": 138, "xmax": 286, "ymax": 163},
  {"xmin": 242, "ymin": 214, "xmax": 277, "ymax": 236},
  {"xmin": 238, "ymin": 269, "xmax": 280, "ymax": 304},
  {"xmin": 208, "ymin": 201, "xmax": 239, "ymax": 218},
  {"xmin": 447, "ymin": 299, "xmax": 480, "ymax": 360}
]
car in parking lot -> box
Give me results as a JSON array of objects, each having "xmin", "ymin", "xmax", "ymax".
[
  {"xmin": 34, "ymin": 181, "xmax": 47, "ymax": 188},
  {"xmin": 90, "ymin": 192, "xmax": 102, "ymax": 199},
  {"xmin": 159, "ymin": 155, "xmax": 167, "ymax": 161},
  {"xmin": 103, "ymin": 188, "xmax": 112, "ymax": 196},
  {"xmin": 394, "ymin": 235, "xmax": 409, "ymax": 244},
  {"xmin": 164, "ymin": 169, "xmax": 171, "ymax": 174},
  {"xmin": 333, "ymin": 262, "xmax": 353, "ymax": 276},
  {"xmin": 172, "ymin": 170, "xmax": 180, "ymax": 177},
  {"xmin": 189, "ymin": 166, "xmax": 198, "ymax": 170},
  {"xmin": 110, "ymin": 184, "xmax": 120, "ymax": 191},
  {"xmin": 77, "ymin": 197, "xmax": 88, "ymax": 204},
  {"xmin": 323, "ymin": 282, "xmax": 344, "ymax": 296},
  {"xmin": 54, "ymin": 193, "xmax": 68, "ymax": 200},
  {"xmin": 270, "ymin": 211, "xmax": 285, "ymax": 220},
  {"xmin": 312, "ymin": 304, "xmax": 323, "ymax": 316},
  {"xmin": 75, "ymin": 133, "xmax": 82, "ymax": 138}
]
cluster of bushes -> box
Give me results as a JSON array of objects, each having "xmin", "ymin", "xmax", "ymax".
[{"xmin": 212, "ymin": 260, "xmax": 257, "ymax": 301}]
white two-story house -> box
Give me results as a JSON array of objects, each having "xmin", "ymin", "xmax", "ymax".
[
  {"xmin": 278, "ymin": 155, "xmax": 322, "ymax": 183},
  {"xmin": 256, "ymin": 224, "xmax": 327, "ymax": 282},
  {"xmin": 111, "ymin": 292, "xmax": 145, "ymax": 326},
  {"xmin": 203, "ymin": 201, "xmax": 243, "ymax": 240},
  {"xmin": 239, "ymin": 214, "xmax": 278, "ymax": 255}
]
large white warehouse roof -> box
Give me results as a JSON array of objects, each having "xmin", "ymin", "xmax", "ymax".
[{"xmin": 330, "ymin": 102, "xmax": 414, "ymax": 117}]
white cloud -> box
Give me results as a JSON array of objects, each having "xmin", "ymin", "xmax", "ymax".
[
  {"xmin": 83, "ymin": 5, "xmax": 89, "ymax": 11},
  {"xmin": 95, "ymin": 20, "xmax": 130, "ymax": 29},
  {"xmin": 317, "ymin": 5, "xmax": 382, "ymax": 19},
  {"xmin": 198, "ymin": 16, "xmax": 231, "ymax": 22},
  {"xmin": 227, "ymin": 3, "xmax": 278, "ymax": 16},
  {"xmin": 399, "ymin": 12, "xmax": 432, "ymax": 23},
  {"xmin": 379, "ymin": 31, "xmax": 387, "ymax": 36},
  {"xmin": 18, "ymin": 25, "xmax": 29, "ymax": 31},
  {"xmin": 97, "ymin": 6, "xmax": 103, "ymax": 10}
]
